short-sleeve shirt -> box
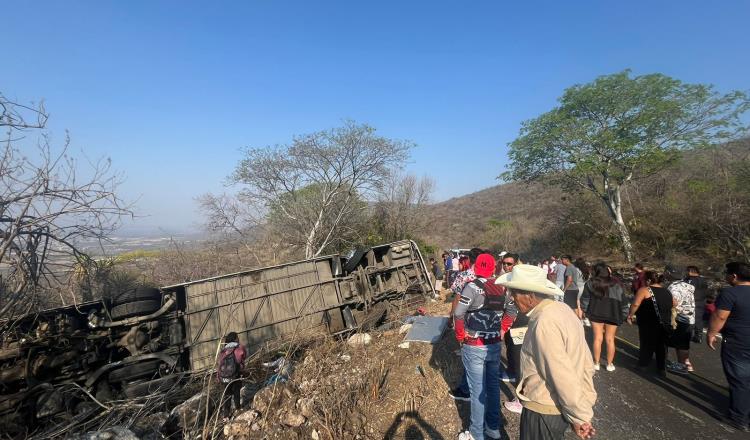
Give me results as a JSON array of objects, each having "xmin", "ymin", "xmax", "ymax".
[
  {"xmin": 668, "ymin": 281, "xmax": 696, "ymax": 324},
  {"xmin": 686, "ymin": 276, "xmax": 708, "ymax": 308},
  {"xmin": 716, "ymin": 285, "xmax": 750, "ymax": 348},
  {"xmin": 451, "ymin": 268, "xmax": 476, "ymax": 295},
  {"xmin": 555, "ymin": 264, "xmax": 566, "ymax": 288},
  {"xmin": 564, "ymin": 265, "xmax": 579, "ymax": 291}
]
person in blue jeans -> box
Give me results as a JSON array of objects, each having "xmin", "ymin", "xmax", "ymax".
[
  {"xmin": 708, "ymin": 261, "xmax": 750, "ymax": 433},
  {"xmin": 453, "ymin": 253, "xmax": 505, "ymax": 440}
]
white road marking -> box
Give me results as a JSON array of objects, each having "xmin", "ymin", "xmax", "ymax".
[{"xmin": 666, "ymin": 403, "xmax": 704, "ymax": 424}]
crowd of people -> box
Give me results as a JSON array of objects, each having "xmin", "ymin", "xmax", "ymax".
[{"xmin": 428, "ymin": 250, "xmax": 750, "ymax": 439}]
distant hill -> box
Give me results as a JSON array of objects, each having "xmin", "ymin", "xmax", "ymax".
[{"xmin": 420, "ymin": 181, "xmax": 567, "ymax": 258}]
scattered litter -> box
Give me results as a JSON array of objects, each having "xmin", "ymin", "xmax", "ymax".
[
  {"xmin": 415, "ymin": 365, "xmax": 426, "ymax": 378},
  {"xmin": 398, "ymin": 342, "xmax": 410, "ymax": 349},
  {"xmin": 347, "ymin": 333, "xmax": 372, "ymax": 346},
  {"xmin": 404, "ymin": 316, "xmax": 450, "ymax": 343},
  {"xmin": 263, "ymin": 358, "xmax": 286, "ymax": 369},
  {"xmin": 339, "ymin": 354, "xmax": 351, "ymax": 362},
  {"xmin": 263, "ymin": 357, "xmax": 293, "ymax": 385},
  {"xmin": 399, "ymin": 324, "xmax": 413, "ymax": 334},
  {"xmin": 416, "ymin": 307, "xmax": 427, "ymax": 316}
]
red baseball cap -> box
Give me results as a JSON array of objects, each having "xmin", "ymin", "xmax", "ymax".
[{"xmin": 474, "ymin": 253, "xmax": 496, "ymax": 278}]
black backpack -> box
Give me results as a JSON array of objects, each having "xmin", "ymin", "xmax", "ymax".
[
  {"xmin": 464, "ymin": 278, "xmax": 505, "ymax": 337},
  {"xmin": 218, "ymin": 347, "xmax": 238, "ymax": 380}
]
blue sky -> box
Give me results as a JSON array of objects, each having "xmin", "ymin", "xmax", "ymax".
[{"xmin": 4, "ymin": 1, "xmax": 749, "ymax": 234}]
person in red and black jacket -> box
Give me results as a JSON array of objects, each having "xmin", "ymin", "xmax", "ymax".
[
  {"xmin": 217, "ymin": 332, "xmax": 247, "ymax": 418},
  {"xmin": 453, "ymin": 253, "xmax": 505, "ymax": 440}
]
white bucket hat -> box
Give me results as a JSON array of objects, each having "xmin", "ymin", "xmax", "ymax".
[{"xmin": 495, "ymin": 264, "xmax": 563, "ymax": 297}]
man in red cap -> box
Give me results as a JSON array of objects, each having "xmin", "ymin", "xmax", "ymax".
[{"xmin": 454, "ymin": 253, "xmax": 506, "ymax": 440}]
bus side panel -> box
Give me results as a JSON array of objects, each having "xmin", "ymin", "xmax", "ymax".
[{"xmin": 183, "ymin": 257, "xmax": 342, "ymax": 371}]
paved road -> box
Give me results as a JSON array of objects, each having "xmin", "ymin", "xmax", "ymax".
[{"xmin": 585, "ymin": 324, "xmax": 747, "ymax": 439}]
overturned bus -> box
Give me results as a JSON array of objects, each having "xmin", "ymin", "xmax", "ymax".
[{"xmin": 0, "ymin": 240, "xmax": 434, "ymax": 436}]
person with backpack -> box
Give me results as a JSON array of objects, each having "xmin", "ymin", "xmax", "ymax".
[
  {"xmin": 217, "ymin": 332, "xmax": 247, "ymax": 418},
  {"xmin": 453, "ymin": 253, "xmax": 505, "ymax": 440}
]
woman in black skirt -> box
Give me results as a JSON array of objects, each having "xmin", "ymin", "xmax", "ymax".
[
  {"xmin": 581, "ymin": 262, "xmax": 628, "ymax": 371},
  {"xmin": 626, "ymin": 271, "xmax": 677, "ymax": 375}
]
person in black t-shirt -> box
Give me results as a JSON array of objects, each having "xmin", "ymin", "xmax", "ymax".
[
  {"xmin": 708, "ymin": 262, "xmax": 750, "ymax": 432},
  {"xmin": 686, "ymin": 266, "xmax": 709, "ymax": 342}
]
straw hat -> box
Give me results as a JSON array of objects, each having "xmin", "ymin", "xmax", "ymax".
[{"xmin": 495, "ymin": 264, "xmax": 564, "ymax": 297}]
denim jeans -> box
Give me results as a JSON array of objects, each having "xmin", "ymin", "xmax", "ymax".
[
  {"xmin": 722, "ymin": 340, "xmax": 750, "ymax": 427},
  {"xmin": 462, "ymin": 343, "xmax": 502, "ymax": 440}
]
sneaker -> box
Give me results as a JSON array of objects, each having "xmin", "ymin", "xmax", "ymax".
[
  {"xmin": 583, "ymin": 318, "xmax": 591, "ymax": 327},
  {"xmin": 684, "ymin": 361, "xmax": 694, "ymax": 372},
  {"xmin": 458, "ymin": 431, "xmax": 475, "ymax": 440},
  {"xmin": 606, "ymin": 364, "xmax": 615, "ymax": 372},
  {"xmin": 504, "ymin": 399, "xmax": 523, "ymax": 414},
  {"xmin": 593, "ymin": 363, "xmax": 600, "ymax": 371},
  {"xmin": 667, "ymin": 362, "xmax": 689, "ymax": 374},
  {"xmin": 484, "ymin": 427, "xmax": 501, "ymax": 439},
  {"xmin": 500, "ymin": 371, "xmax": 516, "ymax": 382},
  {"xmin": 449, "ymin": 388, "xmax": 471, "ymax": 401}
]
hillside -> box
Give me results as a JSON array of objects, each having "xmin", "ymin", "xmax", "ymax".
[
  {"xmin": 421, "ymin": 181, "xmax": 567, "ymax": 259},
  {"xmin": 418, "ymin": 140, "xmax": 750, "ymax": 267}
]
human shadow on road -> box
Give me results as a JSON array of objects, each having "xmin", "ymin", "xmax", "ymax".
[
  {"xmin": 606, "ymin": 332, "xmax": 729, "ymax": 420},
  {"xmin": 382, "ymin": 411, "xmax": 445, "ymax": 440}
]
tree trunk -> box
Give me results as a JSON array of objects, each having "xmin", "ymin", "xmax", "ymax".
[{"xmin": 602, "ymin": 184, "xmax": 634, "ymax": 263}]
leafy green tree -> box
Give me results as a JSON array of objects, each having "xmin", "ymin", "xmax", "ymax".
[{"xmin": 504, "ymin": 70, "xmax": 749, "ymax": 261}]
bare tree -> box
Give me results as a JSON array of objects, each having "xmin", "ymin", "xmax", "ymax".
[
  {"xmin": 213, "ymin": 121, "xmax": 413, "ymax": 258},
  {"xmin": 372, "ymin": 174, "xmax": 434, "ymax": 242},
  {"xmin": 0, "ymin": 94, "xmax": 132, "ymax": 316}
]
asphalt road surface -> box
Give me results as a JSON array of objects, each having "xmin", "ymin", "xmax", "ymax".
[{"xmin": 584, "ymin": 324, "xmax": 747, "ymax": 439}]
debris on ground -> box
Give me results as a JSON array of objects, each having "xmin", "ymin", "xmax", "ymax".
[
  {"xmin": 403, "ymin": 316, "xmax": 450, "ymax": 343},
  {"xmin": 346, "ymin": 332, "xmax": 372, "ymax": 346},
  {"xmin": 210, "ymin": 296, "xmax": 516, "ymax": 439},
  {"xmin": 70, "ymin": 426, "xmax": 140, "ymax": 440}
]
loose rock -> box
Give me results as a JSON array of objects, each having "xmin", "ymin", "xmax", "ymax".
[
  {"xmin": 297, "ymin": 397, "xmax": 315, "ymax": 418},
  {"xmin": 283, "ymin": 411, "xmax": 306, "ymax": 427},
  {"xmin": 347, "ymin": 333, "xmax": 372, "ymax": 346},
  {"xmin": 73, "ymin": 427, "xmax": 140, "ymax": 440}
]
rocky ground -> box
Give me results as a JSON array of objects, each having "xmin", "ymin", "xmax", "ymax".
[{"xmin": 214, "ymin": 292, "xmax": 529, "ymax": 440}]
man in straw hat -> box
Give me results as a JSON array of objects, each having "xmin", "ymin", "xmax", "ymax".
[{"xmin": 495, "ymin": 264, "xmax": 597, "ymax": 440}]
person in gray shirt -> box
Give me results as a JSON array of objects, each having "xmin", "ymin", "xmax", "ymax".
[
  {"xmin": 562, "ymin": 255, "xmax": 580, "ymax": 311},
  {"xmin": 555, "ymin": 257, "xmax": 566, "ymax": 289}
]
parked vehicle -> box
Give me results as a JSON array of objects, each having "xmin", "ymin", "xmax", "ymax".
[{"xmin": 0, "ymin": 240, "xmax": 433, "ymax": 436}]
